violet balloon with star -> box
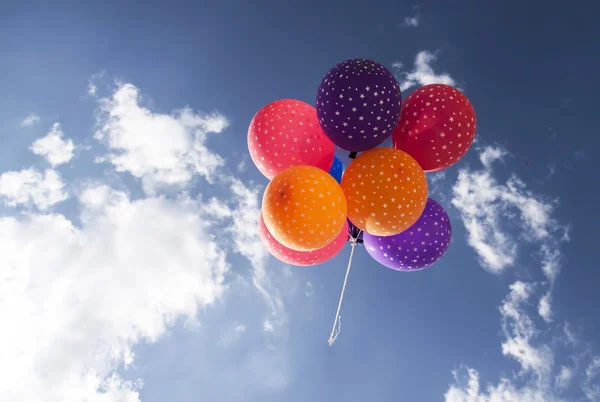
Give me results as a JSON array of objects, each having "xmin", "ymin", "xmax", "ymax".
[
  {"xmin": 363, "ymin": 198, "xmax": 452, "ymax": 271},
  {"xmin": 316, "ymin": 58, "xmax": 402, "ymax": 152}
]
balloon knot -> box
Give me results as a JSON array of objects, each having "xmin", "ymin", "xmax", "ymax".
[{"xmin": 348, "ymin": 151, "xmax": 358, "ymax": 159}]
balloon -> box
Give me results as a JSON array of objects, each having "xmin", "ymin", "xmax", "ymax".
[
  {"xmin": 392, "ymin": 84, "xmax": 476, "ymax": 172},
  {"xmin": 328, "ymin": 156, "xmax": 344, "ymax": 184},
  {"xmin": 341, "ymin": 147, "xmax": 428, "ymax": 236},
  {"xmin": 347, "ymin": 218, "xmax": 363, "ymax": 243},
  {"xmin": 316, "ymin": 58, "xmax": 402, "ymax": 152},
  {"xmin": 258, "ymin": 212, "xmax": 348, "ymax": 266},
  {"xmin": 333, "ymin": 136, "xmax": 393, "ymax": 167},
  {"xmin": 262, "ymin": 165, "xmax": 348, "ymax": 251},
  {"xmin": 363, "ymin": 198, "xmax": 451, "ymax": 271},
  {"xmin": 248, "ymin": 99, "xmax": 335, "ymax": 179}
]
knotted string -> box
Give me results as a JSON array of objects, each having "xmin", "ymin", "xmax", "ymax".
[{"xmin": 328, "ymin": 231, "xmax": 361, "ymax": 346}]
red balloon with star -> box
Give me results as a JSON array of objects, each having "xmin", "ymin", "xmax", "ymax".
[
  {"xmin": 392, "ymin": 84, "xmax": 476, "ymax": 172},
  {"xmin": 248, "ymin": 99, "xmax": 335, "ymax": 180}
]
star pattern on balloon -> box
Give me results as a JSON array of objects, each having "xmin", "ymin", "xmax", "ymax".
[
  {"xmin": 248, "ymin": 99, "xmax": 334, "ymax": 179},
  {"xmin": 392, "ymin": 84, "xmax": 476, "ymax": 172},
  {"xmin": 259, "ymin": 214, "xmax": 349, "ymax": 266},
  {"xmin": 263, "ymin": 165, "xmax": 348, "ymax": 251},
  {"xmin": 364, "ymin": 198, "xmax": 452, "ymax": 271},
  {"xmin": 341, "ymin": 147, "xmax": 428, "ymax": 236},
  {"xmin": 316, "ymin": 59, "xmax": 402, "ymax": 152}
]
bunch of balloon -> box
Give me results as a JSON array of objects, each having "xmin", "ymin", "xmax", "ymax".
[
  {"xmin": 315, "ymin": 59, "xmax": 478, "ymax": 345},
  {"xmin": 248, "ymin": 58, "xmax": 477, "ymax": 346},
  {"xmin": 248, "ymin": 99, "xmax": 350, "ymax": 267}
]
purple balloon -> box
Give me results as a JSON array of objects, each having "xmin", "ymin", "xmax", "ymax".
[
  {"xmin": 316, "ymin": 58, "xmax": 402, "ymax": 152},
  {"xmin": 334, "ymin": 136, "xmax": 393, "ymax": 167},
  {"xmin": 364, "ymin": 198, "xmax": 452, "ymax": 271}
]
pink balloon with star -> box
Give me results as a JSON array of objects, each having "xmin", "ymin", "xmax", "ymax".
[
  {"xmin": 248, "ymin": 99, "xmax": 335, "ymax": 179},
  {"xmin": 258, "ymin": 211, "xmax": 349, "ymax": 266}
]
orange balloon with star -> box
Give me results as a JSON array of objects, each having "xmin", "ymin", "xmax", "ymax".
[
  {"xmin": 262, "ymin": 165, "xmax": 348, "ymax": 251},
  {"xmin": 341, "ymin": 147, "xmax": 428, "ymax": 236}
]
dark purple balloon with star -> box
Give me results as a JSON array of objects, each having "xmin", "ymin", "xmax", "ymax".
[
  {"xmin": 316, "ymin": 58, "xmax": 402, "ymax": 152},
  {"xmin": 363, "ymin": 198, "xmax": 452, "ymax": 271},
  {"xmin": 347, "ymin": 218, "xmax": 364, "ymax": 243}
]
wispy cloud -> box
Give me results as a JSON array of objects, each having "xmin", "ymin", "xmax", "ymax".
[
  {"xmin": 555, "ymin": 366, "xmax": 574, "ymax": 390},
  {"xmin": 574, "ymin": 150, "xmax": 590, "ymax": 161},
  {"xmin": 87, "ymin": 71, "xmax": 105, "ymax": 96},
  {"xmin": 479, "ymin": 146, "xmax": 508, "ymax": 170},
  {"xmin": 305, "ymin": 281, "xmax": 315, "ymax": 298},
  {"xmin": 446, "ymin": 365, "xmax": 558, "ymax": 402},
  {"xmin": 538, "ymin": 292, "xmax": 552, "ymax": 322},
  {"xmin": 444, "ymin": 145, "xmax": 600, "ymax": 402},
  {"xmin": 218, "ymin": 323, "xmax": 248, "ymax": 347},
  {"xmin": 583, "ymin": 357, "xmax": 600, "ymax": 401},
  {"xmin": 204, "ymin": 177, "xmax": 287, "ymax": 333},
  {"xmin": 393, "ymin": 51, "xmax": 456, "ymax": 92},
  {"xmin": 20, "ymin": 112, "xmax": 40, "ymax": 127},
  {"xmin": 402, "ymin": 15, "xmax": 420, "ymax": 27},
  {"xmin": 30, "ymin": 123, "xmax": 75, "ymax": 167},
  {"xmin": 500, "ymin": 282, "xmax": 553, "ymax": 378},
  {"xmin": 236, "ymin": 158, "xmax": 248, "ymax": 173},
  {"xmin": 451, "ymin": 145, "xmax": 563, "ymax": 274},
  {"xmin": 445, "ymin": 282, "xmax": 561, "ymax": 401}
]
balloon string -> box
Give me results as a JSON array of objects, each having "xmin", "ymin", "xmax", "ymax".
[{"xmin": 328, "ymin": 232, "xmax": 361, "ymax": 346}]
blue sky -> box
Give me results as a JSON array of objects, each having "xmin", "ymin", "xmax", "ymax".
[{"xmin": 0, "ymin": 1, "xmax": 599, "ymax": 401}]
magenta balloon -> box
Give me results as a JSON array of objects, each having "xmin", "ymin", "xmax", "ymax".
[{"xmin": 363, "ymin": 198, "xmax": 451, "ymax": 271}]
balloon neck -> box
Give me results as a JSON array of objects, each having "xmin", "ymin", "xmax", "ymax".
[{"xmin": 348, "ymin": 151, "xmax": 358, "ymax": 159}]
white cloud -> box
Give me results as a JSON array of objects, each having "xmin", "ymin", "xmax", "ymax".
[
  {"xmin": 451, "ymin": 168, "xmax": 516, "ymax": 273},
  {"xmin": 236, "ymin": 158, "xmax": 248, "ymax": 173},
  {"xmin": 445, "ymin": 366, "xmax": 559, "ymax": 402},
  {"xmin": 500, "ymin": 282, "xmax": 553, "ymax": 378},
  {"xmin": 0, "ymin": 168, "xmax": 68, "ymax": 210},
  {"xmin": 443, "ymin": 141, "xmax": 600, "ymax": 402},
  {"xmin": 584, "ymin": 357, "xmax": 600, "ymax": 401},
  {"xmin": 394, "ymin": 51, "xmax": 456, "ymax": 92},
  {"xmin": 563, "ymin": 323, "xmax": 578, "ymax": 346},
  {"xmin": 0, "ymin": 79, "xmax": 295, "ymax": 401},
  {"xmin": 20, "ymin": 112, "xmax": 40, "ymax": 127},
  {"xmin": 479, "ymin": 146, "xmax": 507, "ymax": 170},
  {"xmin": 540, "ymin": 244, "xmax": 561, "ymax": 283},
  {"xmin": 305, "ymin": 281, "xmax": 315, "ymax": 298},
  {"xmin": 538, "ymin": 292, "xmax": 552, "ymax": 322},
  {"xmin": 403, "ymin": 15, "xmax": 420, "ymax": 27},
  {"xmin": 451, "ymin": 145, "xmax": 561, "ymax": 274},
  {"xmin": 30, "ymin": 123, "xmax": 75, "ymax": 166},
  {"xmin": 203, "ymin": 177, "xmax": 286, "ymax": 333},
  {"xmin": 555, "ymin": 366, "xmax": 574, "ymax": 390},
  {"xmin": 94, "ymin": 83, "xmax": 229, "ymax": 194},
  {"xmin": 429, "ymin": 171, "xmax": 447, "ymax": 187},
  {"xmin": 445, "ymin": 282, "xmax": 557, "ymax": 402},
  {"xmin": 88, "ymin": 71, "xmax": 105, "ymax": 96},
  {"xmin": 218, "ymin": 323, "xmax": 248, "ymax": 347},
  {"xmin": 0, "ymin": 183, "xmax": 230, "ymax": 401},
  {"xmin": 92, "ymin": 80, "xmax": 285, "ymax": 332}
]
